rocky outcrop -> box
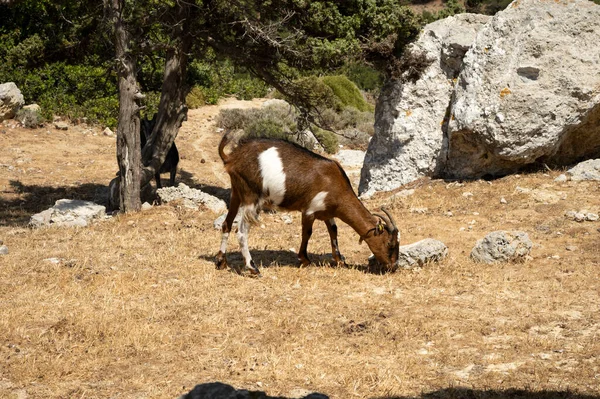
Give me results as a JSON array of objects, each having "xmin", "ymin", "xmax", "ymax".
[
  {"xmin": 359, "ymin": 14, "xmax": 490, "ymax": 195},
  {"xmin": 445, "ymin": 0, "xmax": 600, "ymax": 179},
  {"xmin": 360, "ymin": 0, "xmax": 600, "ymax": 194},
  {"xmin": 0, "ymin": 82, "xmax": 25, "ymax": 120},
  {"xmin": 555, "ymin": 159, "xmax": 600, "ymax": 182}
]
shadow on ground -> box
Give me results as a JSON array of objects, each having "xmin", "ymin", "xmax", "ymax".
[
  {"xmin": 376, "ymin": 387, "xmax": 600, "ymax": 399},
  {"xmin": 180, "ymin": 384, "xmax": 600, "ymax": 399},
  {"xmin": 0, "ymin": 180, "xmax": 108, "ymax": 227},
  {"xmin": 199, "ymin": 250, "xmax": 387, "ymax": 275},
  {"xmin": 181, "ymin": 382, "xmax": 327, "ymax": 399}
]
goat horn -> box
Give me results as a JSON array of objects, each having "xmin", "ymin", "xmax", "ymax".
[{"xmin": 381, "ymin": 207, "xmax": 398, "ymax": 233}]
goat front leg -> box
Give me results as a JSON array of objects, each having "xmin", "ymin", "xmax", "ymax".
[
  {"xmin": 325, "ymin": 218, "xmax": 346, "ymax": 267},
  {"xmin": 155, "ymin": 172, "xmax": 162, "ymax": 189},
  {"xmin": 298, "ymin": 213, "xmax": 315, "ymax": 267},
  {"xmin": 236, "ymin": 205, "xmax": 260, "ymax": 276},
  {"xmin": 169, "ymin": 166, "xmax": 177, "ymax": 187},
  {"xmin": 216, "ymin": 188, "xmax": 240, "ymax": 271}
]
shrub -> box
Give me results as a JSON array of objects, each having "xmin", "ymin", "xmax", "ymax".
[
  {"xmin": 313, "ymin": 127, "xmax": 339, "ymax": 154},
  {"xmin": 15, "ymin": 106, "xmax": 44, "ymax": 128},
  {"xmin": 321, "ymin": 75, "xmax": 372, "ymax": 112},
  {"xmin": 186, "ymin": 86, "xmax": 206, "ymax": 109}
]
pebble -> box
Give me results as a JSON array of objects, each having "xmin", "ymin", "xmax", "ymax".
[
  {"xmin": 565, "ymin": 246, "xmax": 578, "ymax": 251},
  {"xmin": 0, "ymin": 245, "xmax": 8, "ymax": 255},
  {"xmin": 500, "ymin": 197, "xmax": 507, "ymax": 204}
]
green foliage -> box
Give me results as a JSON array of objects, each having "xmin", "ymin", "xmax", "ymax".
[
  {"xmin": 313, "ymin": 127, "xmax": 339, "ymax": 154},
  {"xmin": 245, "ymin": 118, "xmax": 289, "ymax": 140},
  {"xmin": 321, "ymin": 75, "xmax": 372, "ymax": 112},
  {"xmin": 465, "ymin": 0, "xmax": 513, "ymax": 14},
  {"xmin": 340, "ymin": 63, "xmax": 384, "ymax": 92},
  {"xmin": 186, "ymin": 86, "xmax": 206, "ymax": 109},
  {"xmin": 4, "ymin": 34, "xmax": 44, "ymax": 67},
  {"xmin": 15, "ymin": 106, "xmax": 45, "ymax": 128}
]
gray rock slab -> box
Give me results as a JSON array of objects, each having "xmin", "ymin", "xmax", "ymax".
[
  {"xmin": 0, "ymin": 82, "xmax": 24, "ymax": 120},
  {"xmin": 396, "ymin": 238, "xmax": 448, "ymax": 269},
  {"xmin": 29, "ymin": 199, "xmax": 106, "ymax": 228},
  {"xmin": 157, "ymin": 183, "xmax": 227, "ymax": 213}
]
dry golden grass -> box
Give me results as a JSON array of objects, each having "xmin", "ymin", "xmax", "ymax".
[{"xmin": 1, "ymin": 99, "xmax": 599, "ymax": 399}]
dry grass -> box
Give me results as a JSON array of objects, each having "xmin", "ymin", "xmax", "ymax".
[{"xmin": 1, "ymin": 99, "xmax": 599, "ymax": 399}]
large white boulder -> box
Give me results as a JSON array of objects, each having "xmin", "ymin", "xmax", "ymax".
[
  {"xmin": 359, "ymin": 14, "xmax": 490, "ymax": 195},
  {"xmin": 0, "ymin": 82, "xmax": 25, "ymax": 120},
  {"xmin": 445, "ymin": 0, "xmax": 600, "ymax": 178}
]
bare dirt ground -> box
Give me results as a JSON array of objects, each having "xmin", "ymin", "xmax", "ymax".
[{"xmin": 1, "ymin": 98, "xmax": 599, "ymax": 399}]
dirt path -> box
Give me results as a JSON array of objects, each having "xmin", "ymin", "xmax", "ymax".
[{"xmin": 176, "ymin": 97, "xmax": 266, "ymax": 189}]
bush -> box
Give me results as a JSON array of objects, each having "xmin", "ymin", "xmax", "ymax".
[
  {"xmin": 186, "ymin": 86, "xmax": 206, "ymax": 109},
  {"xmin": 15, "ymin": 106, "xmax": 44, "ymax": 128},
  {"xmin": 313, "ymin": 128, "xmax": 339, "ymax": 154},
  {"xmin": 321, "ymin": 75, "xmax": 372, "ymax": 112}
]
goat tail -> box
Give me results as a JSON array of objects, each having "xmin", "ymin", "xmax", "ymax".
[{"xmin": 218, "ymin": 129, "xmax": 232, "ymax": 164}]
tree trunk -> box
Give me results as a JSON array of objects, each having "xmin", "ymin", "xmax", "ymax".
[
  {"xmin": 141, "ymin": 5, "xmax": 193, "ymax": 186},
  {"xmin": 106, "ymin": 0, "xmax": 142, "ymax": 212}
]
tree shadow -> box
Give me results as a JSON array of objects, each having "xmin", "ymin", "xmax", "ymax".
[
  {"xmin": 181, "ymin": 381, "xmax": 327, "ymax": 399},
  {"xmin": 178, "ymin": 168, "xmax": 231, "ymax": 203},
  {"xmin": 0, "ymin": 180, "xmax": 109, "ymax": 227},
  {"xmin": 374, "ymin": 387, "xmax": 600, "ymax": 399},
  {"xmin": 181, "ymin": 384, "xmax": 599, "ymax": 399}
]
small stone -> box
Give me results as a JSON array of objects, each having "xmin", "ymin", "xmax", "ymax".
[
  {"xmin": 0, "ymin": 245, "xmax": 8, "ymax": 255},
  {"xmin": 280, "ymin": 214, "xmax": 293, "ymax": 224},
  {"xmin": 141, "ymin": 202, "xmax": 152, "ymax": 210},
  {"xmin": 44, "ymin": 257, "xmax": 61, "ymax": 264},
  {"xmin": 574, "ymin": 213, "xmax": 586, "ymax": 222},
  {"xmin": 500, "ymin": 197, "xmax": 508, "ymax": 204},
  {"xmin": 550, "ymin": 255, "xmax": 560, "ymax": 260},
  {"xmin": 102, "ymin": 127, "xmax": 114, "ymax": 136},
  {"xmin": 473, "ymin": 212, "xmax": 480, "ymax": 216},
  {"xmin": 586, "ymin": 213, "xmax": 599, "ymax": 221},
  {"xmin": 54, "ymin": 121, "xmax": 68, "ymax": 130},
  {"xmin": 446, "ymin": 211, "xmax": 453, "ymax": 217},
  {"xmin": 554, "ymin": 174, "xmax": 568, "ymax": 182},
  {"xmin": 565, "ymin": 245, "xmax": 578, "ymax": 251},
  {"xmin": 463, "ymin": 192, "xmax": 474, "ymax": 198},
  {"xmin": 410, "ymin": 207, "xmax": 428, "ymax": 214}
]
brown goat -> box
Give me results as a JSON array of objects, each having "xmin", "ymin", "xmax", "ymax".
[{"xmin": 215, "ymin": 134, "xmax": 400, "ymax": 275}]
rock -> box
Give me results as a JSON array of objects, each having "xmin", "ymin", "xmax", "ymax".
[
  {"xmin": 396, "ymin": 238, "xmax": 448, "ymax": 269},
  {"xmin": 0, "ymin": 82, "xmax": 25, "ymax": 120},
  {"xmin": 54, "ymin": 121, "xmax": 69, "ymax": 130},
  {"xmin": 500, "ymin": 197, "xmax": 507, "ymax": 204},
  {"xmin": 554, "ymin": 174, "xmax": 568, "ymax": 182},
  {"xmin": 157, "ymin": 183, "xmax": 227, "ymax": 213},
  {"xmin": 261, "ymin": 99, "xmax": 290, "ymax": 109},
  {"xmin": 565, "ymin": 210, "xmax": 599, "ymax": 222},
  {"xmin": 280, "ymin": 213, "xmax": 293, "ymax": 224},
  {"xmin": 141, "ymin": 202, "xmax": 152, "ymax": 210},
  {"xmin": 103, "ymin": 127, "xmax": 115, "ymax": 137},
  {"xmin": 564, "ymin": 159, "xmax": 600, "ymax": 181},
  {"xmin": 470, "ymin": 231, "xmax": 533, "ymax": 263},
  {"xmin": 389, "ymin": 189, "xmax": 415, "ymax": 200},
  {"xmin": 445, "ymin": 0, "xmax": 600, "ymax": 179},
  {"xmin": 359, "ymin": 14, "xmax": 490, "ymax": 195},
  {"xmin": 296, "ymin": 129, "xmax": 324, "ymax": 152},
  {"xmin": 29, "ymin": 199, "xmax": 106, "ymax": 228},
  {"xmin": 0, "ymin": 245, "xmax": 8, "ymax": 255},
  {"xmin": 334, "ymin": 150, "xmax": 366, "ymax": 168}
]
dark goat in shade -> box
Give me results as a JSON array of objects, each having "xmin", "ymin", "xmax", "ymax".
[
  {"xmin": 215, "ymin": 133, "xmax": 400, "ymax": 275},
  {"xmin": 140, "ymin": 114, "xmax": 179, "ymax": 188}
]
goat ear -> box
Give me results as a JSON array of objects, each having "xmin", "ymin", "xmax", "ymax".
[{"xmin": 376, "ymin": 219, "xmax": 385, "ymax": 235}]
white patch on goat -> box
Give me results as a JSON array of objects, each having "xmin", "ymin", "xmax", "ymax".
[
  {"xmin": 306, "ymin": 191, "xmax": 328, "ymax": 216},
  {"xmin": 258, "ymin": 147, "xmax": 286, "ymax": 206},
  {"xmin": 219, "ymin": 232, "xmax": 230, "ymax": 253}
]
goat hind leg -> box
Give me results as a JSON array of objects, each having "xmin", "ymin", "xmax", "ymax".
[
  {"xmin": 215, "ymin": 189, "xmax": 240, "ymax": 271},
  {"xmin": 236, "ymin": 205, "xmax": 260, "ymax": 276}
]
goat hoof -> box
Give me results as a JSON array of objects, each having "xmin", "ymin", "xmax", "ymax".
[
  {"xmin": 215, "ymin": 252, "xmax": 228, "ymax": 270},
  {"xmin": 330, "ymin": 260, "xmax": 347, "ymax": 268},
  {"xmin": 247, "ymin": 261, "xmax": 261, "ymax": 276}
]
